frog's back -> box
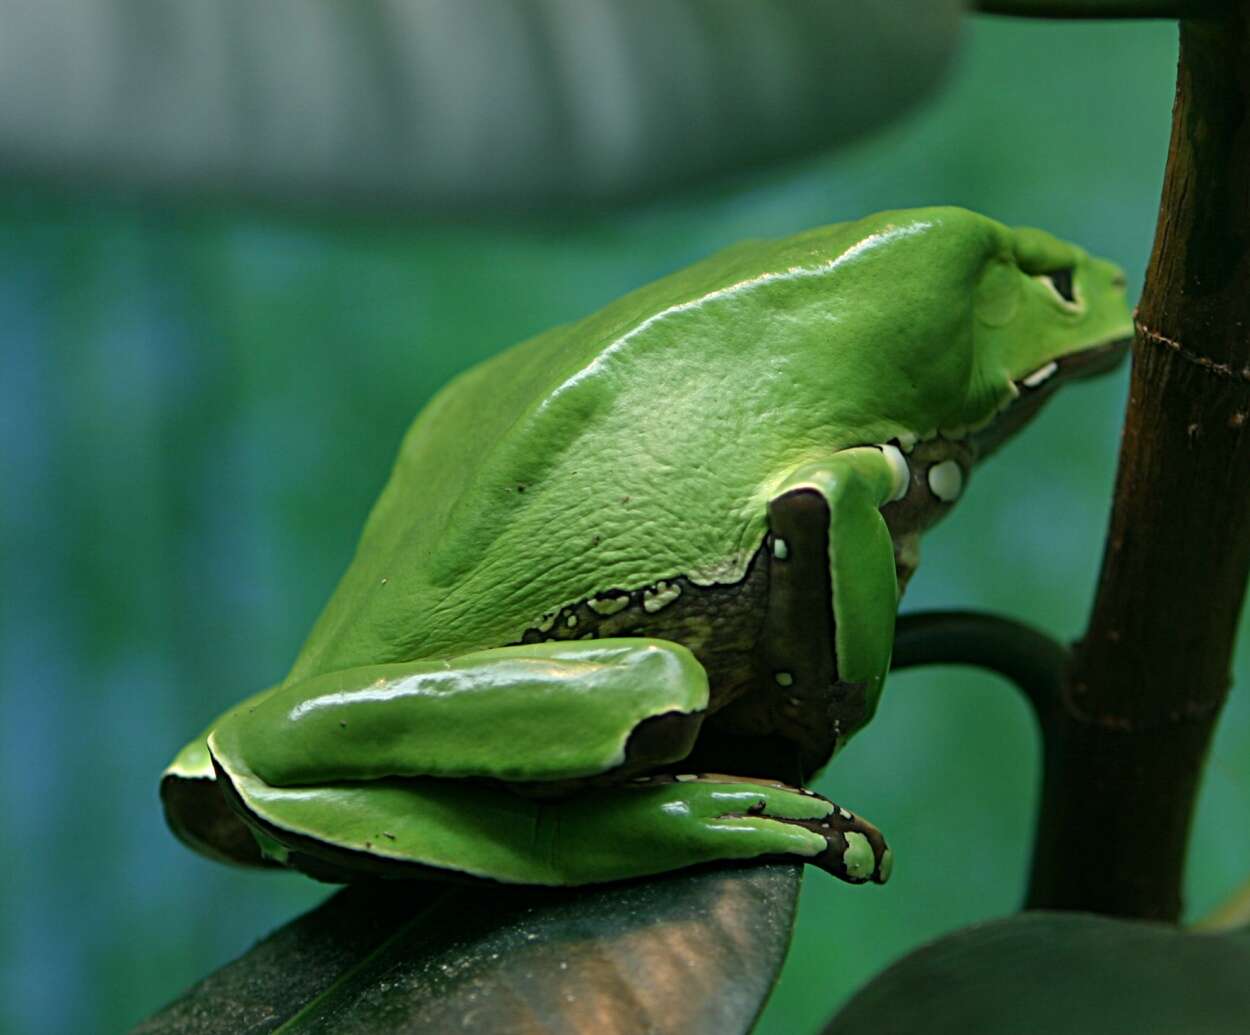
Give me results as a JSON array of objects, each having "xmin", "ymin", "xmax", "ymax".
[{"xmin": 289, "ymin": 208, "xmax": 998, "ymax": 680}]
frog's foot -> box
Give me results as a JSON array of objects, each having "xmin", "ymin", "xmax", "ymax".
[
  {"xmin": 210, "ymin": 759, "xmax": 892, "ymax": 887},
  {"xmin": 624, "ymin": 773, "xmax": 893, "ymax": 885}
]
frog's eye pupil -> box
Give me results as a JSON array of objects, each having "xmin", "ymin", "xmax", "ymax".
[{"xmin": 1047, "ymin": 267, "xmax": 1076, "ymax": 304}]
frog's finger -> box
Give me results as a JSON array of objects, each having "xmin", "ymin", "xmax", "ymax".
[
  {"xmin": 212, "ymin": 761, "xmax": 890, "ymax": 887},
  {"xmin": 212, "ymin": 638, "xmax": 710, "ymax": 788}
]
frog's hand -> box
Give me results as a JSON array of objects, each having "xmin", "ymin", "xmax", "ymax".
[
  {"xmin": 772, "ymin": 447, "xmax": 906, "ymax": 724},
  {"xmin": 210, "ymin": 639, "xmax": 710, "ymax": 791},
  {"xmin": 210, "ymin": 764, "xmax": 892, "ymax": 887},
  {"xmin": 160, "ymin": 688, "xmax": 282, "ymax": 868}
]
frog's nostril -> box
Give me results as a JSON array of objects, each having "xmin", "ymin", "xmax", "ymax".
[{"xmin": 1112, "ymin": 274, "xmax": 1127, "ymax": 289}]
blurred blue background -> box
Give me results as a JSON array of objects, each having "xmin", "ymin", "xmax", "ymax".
[{"xmin": 4, "ymin": 14, "xmax": 1250, "ymax": 1035}]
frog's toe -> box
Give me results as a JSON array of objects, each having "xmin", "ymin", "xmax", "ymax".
[
  {"xmin": 638, "ymin": 773, "xmax": 892, "ymax": 886},
  {"xmin": 735, "ymin": 780, "xmax": 891, "ymax": 885},
  {"xmin": 788, "ymin": 797, "xmax": 892, "ymax": 885}
]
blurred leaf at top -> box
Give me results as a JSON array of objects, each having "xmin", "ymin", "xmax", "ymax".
[
  {"xmin": 822, "ymin": 912, "xmax": 1250, "ymax": 1035},
  {"xmin": 0, "ymin": 0, "xmax": 961, "ymax": 212}
]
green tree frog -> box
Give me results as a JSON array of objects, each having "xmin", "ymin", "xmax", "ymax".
[{"xmin": 162, "ymin": 207, "xmax": 1132, "ymax": 888}]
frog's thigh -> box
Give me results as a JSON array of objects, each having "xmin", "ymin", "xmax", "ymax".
[
  {"xmin": 772, "ymin": 447, "xmax": 905, "ymax": 713},
  {"xmin": 213, "ymin": 770, "xmax": 891, "ymax": 886},
  {"xmin": 210, "ymin": 638, "xmax": 710, "ymax": 789}
]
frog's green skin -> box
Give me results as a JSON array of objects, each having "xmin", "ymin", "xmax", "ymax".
[{"xmin": 162, "ymin": 207, "xmax": 1132, "ymax": 888}]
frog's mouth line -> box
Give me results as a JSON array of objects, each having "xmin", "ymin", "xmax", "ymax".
[
  {"xmin": 971, "ymin": 335, "xmax": 1132, "ymax": 458},
  {"xmin": 1019, "ymin": 335, "xmax": 1131, "ymax": 391},
  {"xmin": 884, "ymin": 336, "xmax": 1131, "ymax": 462}
]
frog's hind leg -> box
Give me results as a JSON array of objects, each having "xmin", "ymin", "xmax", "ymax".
[
  {"xmin": 166, "ymin": 639, "xmax": 708, "ymax": 868},
  {"xmin": 202, "ymin": 637, "xmax": 715, "ymax": 872},
  {"xmin": 204, "ymin": 637, "xmax": 891, "ymax": 886},
  {"xmin": 210, "ymin": 638, "xmax": 711, "ymax": 792},
  {"xmin": 211, "ymin": 760, "xmax": 892, "ymax": 887}
]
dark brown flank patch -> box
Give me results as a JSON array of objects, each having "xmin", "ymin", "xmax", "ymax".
[
  {"xmin": 510, "ymin": 440, "xmax": 977, "ymax": 788},
  {"xmin": 516, "ymin": 549, "xmax": 771, "ymax": 715}
]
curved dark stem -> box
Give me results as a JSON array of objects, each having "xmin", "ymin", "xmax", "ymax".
[{"xmin": 891, "ymin": 610, "xmax": 1069, "ymax": 720}]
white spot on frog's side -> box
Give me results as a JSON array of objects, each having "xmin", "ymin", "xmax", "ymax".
[
  {"xmin": 927, "ymin": 460, "xmax": 964, "ymax": 503},
  {"xmin": 896, "ymin": 430, "xmax": 918, "ymax": 453},
  {"xmin": 643, "ymin": 581, "xmax": 682, "ymax": 613},
  {"xmin": 772, "ymin": 538, "xmax": 789, "ymax": 561},
  {"xmin": 587, "ymin": 595, "xmax": 630, "ymax": 616},
  {"xmin": 1022, "ymin": 360, "xmax": 1059, "ymax": 388},
  {"xmin": 535, "ymin": 610, "xmax": 559, "ymax": 633},
  {"xmin": 774, "ymin": 671, "xmax": 794, "ymax": 687},
  {"xmin": 688, "ymin": 552, "xmax": 754, "ymax": 588},
  {"xmin": 565, "ymin": 613, "xmax": 578, "ymax": 628},
  {"xmin": 675, "ymin": 773, "xmax": 698, "ymax": 782},
  {"xmin": 877, "ymin": 443, "xmax": 910, "ymax": 502}
]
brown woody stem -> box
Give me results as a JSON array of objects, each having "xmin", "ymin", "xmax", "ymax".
[{"xmin": 1025, "ymin": 10, "xmax": 1250, "ymax": 921}]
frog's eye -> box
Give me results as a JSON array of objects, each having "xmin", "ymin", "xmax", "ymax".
[{"xmin": 1040, "ymin": 267, "xmax": 1077, "ymax": 305}]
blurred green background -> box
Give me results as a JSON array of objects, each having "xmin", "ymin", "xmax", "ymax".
[{"xmin": 4, "ymin": 14, "xmax": 1249, "ymax": 1035}]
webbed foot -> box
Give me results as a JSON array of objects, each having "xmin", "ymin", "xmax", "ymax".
[{"xmin": 619, "ymin": 773, "xmax": 892, "ymax": 885}]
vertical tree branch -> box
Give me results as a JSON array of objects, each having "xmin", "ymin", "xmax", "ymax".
[{"xmin": 1027, "ymin": 9, "xmax": 1250, "ymax": 920}]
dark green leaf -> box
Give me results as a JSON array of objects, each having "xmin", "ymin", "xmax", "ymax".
[
  {"xmin": 133, "ymin": 863, "xmax": 801, "ymax": 1035},
  {"xmin": 973, "ymin": 1, "xmax": 1232, "ymax": 17},
  {"xmin": 0, "ymin": 1, "xmax": 961, "ymax": 210},
  {"xmin": 823, "ymin": 911, "xmax": 1250, "ymax": 1035}
]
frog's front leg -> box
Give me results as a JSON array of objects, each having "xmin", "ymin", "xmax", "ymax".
[
  {"xmin": 768, "ymin": 446, "xmax": 907, "ymax": 737},
  {"xmin": 790, "ymin": 447, "xmax": 906, "ymax": 688},
  {"xmin": 205, "ymin": 639, "xmax": 890, "ymax": 886}
]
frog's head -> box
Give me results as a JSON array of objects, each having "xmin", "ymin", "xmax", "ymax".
[
  {"xmin": 810, "ymin": 207, "xmax": 1132, "ymax": 457},
  {"xmin": 963, "ymin": 219, "xmax": 1133, "ymax": 458}
]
